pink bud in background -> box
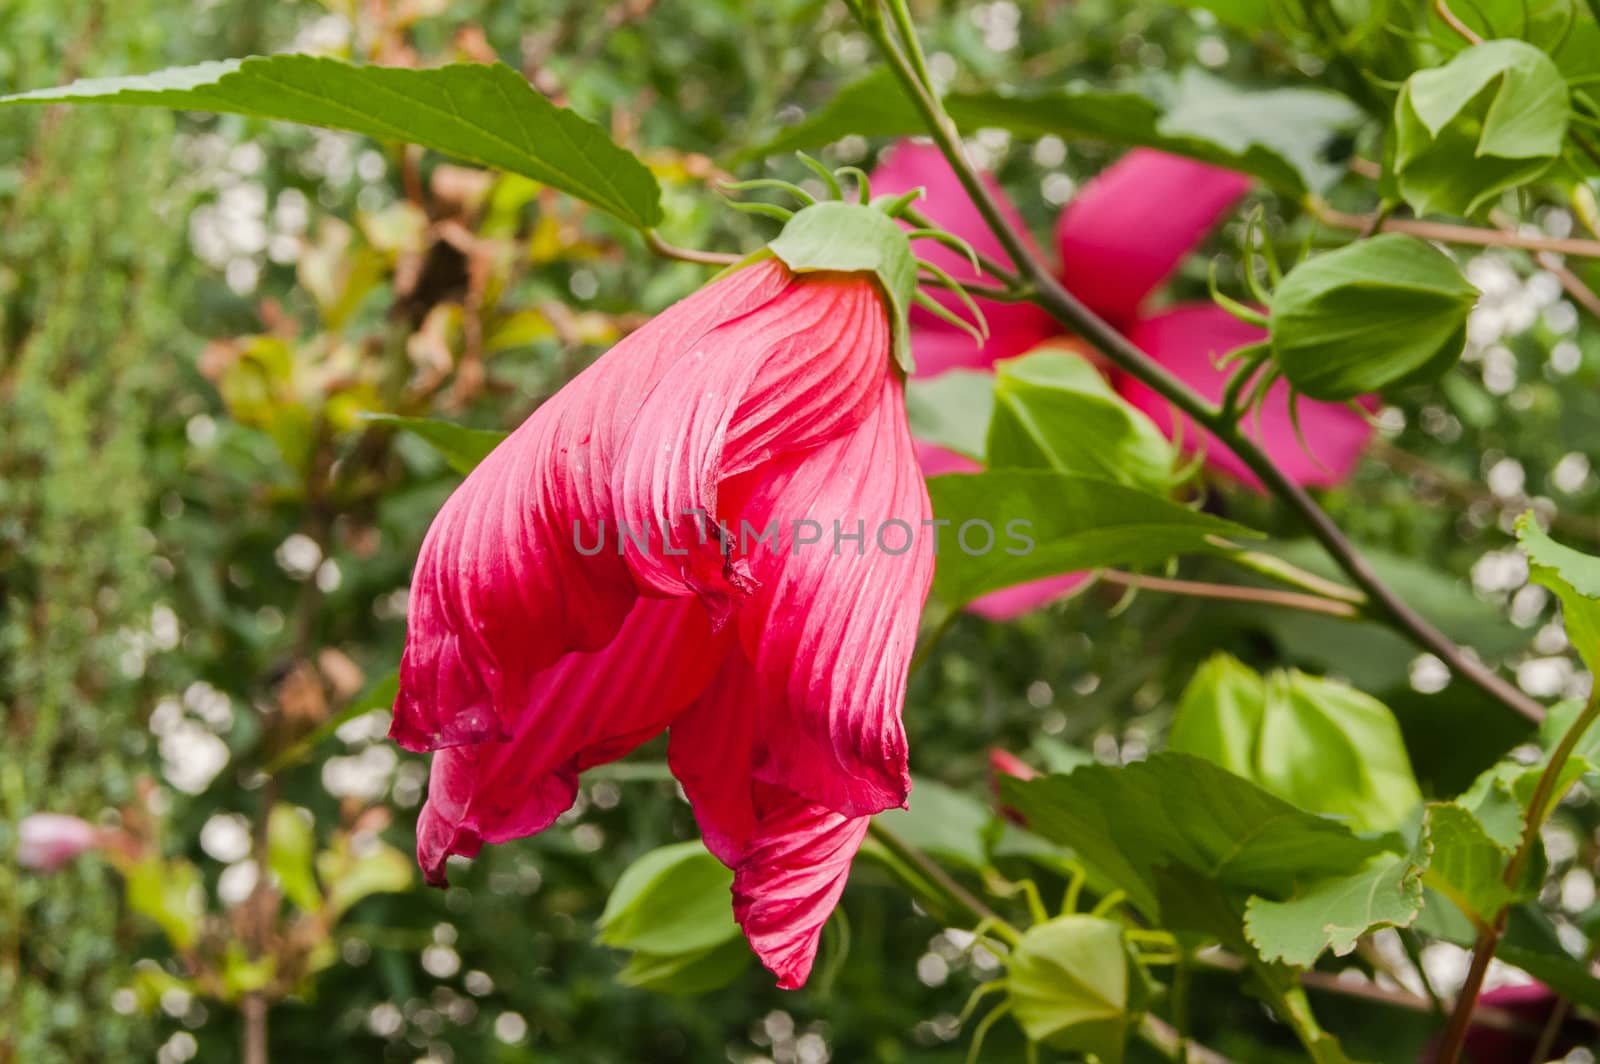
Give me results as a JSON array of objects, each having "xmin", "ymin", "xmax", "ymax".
[{"xmin": 17, "ymin": 813, "xmax": 99, "ymax": 872}]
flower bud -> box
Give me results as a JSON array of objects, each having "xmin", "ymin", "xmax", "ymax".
[{"xmin": 1269, "ymin": 235, "xmax": 1476, "ymax": 401}]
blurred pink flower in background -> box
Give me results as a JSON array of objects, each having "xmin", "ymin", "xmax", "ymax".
[
  {"xmin": 871, "ymin": 143, "xmax": 1374, "ymax": 618},
  {"xmin": 17, "ymin": 813, "xmax": 99, "ymax": 872}
]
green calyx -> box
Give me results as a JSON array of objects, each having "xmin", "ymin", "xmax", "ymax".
[
  {"xmin": 768, "ymin": 201, "xmax": 922, "ymax": 372},
  {"xmin": 737, "ymin": 154, "xmax": 988, "ymax": 374}
]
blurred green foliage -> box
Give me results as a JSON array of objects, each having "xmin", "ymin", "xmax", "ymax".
[{"xmin": 5, "ymin": 2, "xmax": 1600, "ymax": 1063}]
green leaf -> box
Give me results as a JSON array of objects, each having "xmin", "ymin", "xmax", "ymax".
[
  {"xmin": 616, "ymin": 936, "xmax": 751, "ymax": 995},
  {"xmin": 987, "ymin": 348, "xmax": 1176, "ymax": 492},
  {"xmin": 0, "ymin": 56, "xmax": 663, "ymax": 228},
  {"xmin": 926, "ymin": 470, "xmax": 1259, "ymax": 607},
  {"xmin": 1518, "ymin": 512, "xmax": 1600, "ymax": 672},
  {"xmin": 1269, "ymin": 234, "xmax": 1476, "ymax": 400},
  {"xmin": 597, "ymin": 841, "xmax": 740, "ymax": 956},
  {"xmin": 1006, "ymin": 915, "xmax": 1143, "ymax": 1064},
  {"xmin": 999, "ymin": 753, "xmax": 1386, "ymax": 919},
  {"xmin": 1422, "ymin": 802, "xmax": 1519, "ymax": 927},
  {"xmin": 1244, "ymin": 852, "xmax": 1425, "ymax": 967},
  {"xmin": 1171, "ymin": 0, "xmax": 1272, "ymax": 32},
  {"xmin": 745, "ymin": 68, "xmax": 1361, "ymax": 195},
  {"xmin": 905, "ymin": 370, "xmax": 993, "ymax": 463},
  {"xmin": 1393, "ymin": 40, "xmax": 1570, "ymax": 217},
  {"xmin": 317, "ymin": 838, "xmax": 413, "ymax": 921},
  {"xmin": 1426, "ymin": 0, "xmax": 1600, "ymax": 80},
  {"xmin": 126, "ymin": 857, "xmax": 205, "ymax": 950},
  {"xmin": 1171, "ymin": 656, "xmax": 1422, "ymax": 833},
  {"xmin": 267, "ymin": 806, "xmax": 321, "ymax": 913},
  {"xmin": 768, "ymin": 202, "xmax": 918, "ymax": 372},
  {"xmin": 872, "ymin": 778, "xmax": 994, "ymax": 872},
  {"xmin": 362, "ymin": 414, "xmax": 507, "ymax": 476}
]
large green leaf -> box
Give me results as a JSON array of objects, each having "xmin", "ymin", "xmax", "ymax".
[
  {"xmin": 905, "ymin": 370, "xmax": 993, "ymax": 463},
  {"xmin": 926, "ymin": 470, "xmax": 1259, "ymax": 606},
  {"xmin": 0, "ymin": 56, "xmax": 663, "ymax": 228},
  {"xmin": 872, "ymin": 777, "xmax": 994, "ymax": 872},
  {"xmin": 999, "ymin": 753, "xmax": 1386, "ymax": 919},
  {"xmin": 745, "ymin": 68, "xmax": 1361, "ymax": 194},
  {"xmin": 1244, "ymin": 852, "xmax": 1425, "ymax": 966},
  {"xmin": 597, "ymin": 841, "xmax": 740, "ymax": 956},
  {"xmin": 1169, "ymin": 655, "xmax": 1422, "ymax": 832},
  {"xmin": 987, "ymin": 348, "xmax": 1176, "ymax": 492}
]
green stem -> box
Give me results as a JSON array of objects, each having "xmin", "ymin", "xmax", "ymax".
[
  {"xmin": 867, "ymin": 820, "xmax": 1019, "ymax": 944},
  {"xmin": 856, "ymin": 2, "xmax": 1546, "ymax": 726}
]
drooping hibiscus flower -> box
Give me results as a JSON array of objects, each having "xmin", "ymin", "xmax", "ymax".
[
  {"xmin": 871, "ymin": 143, "xmax": 1375, "ymax": 618},
  {"xmin": 392, "ymin": 202, "xmax": 938, "ymax": 989}
]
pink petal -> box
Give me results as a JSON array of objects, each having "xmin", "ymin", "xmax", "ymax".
[
  {"xmin": 916, "ymin": 439, "xmax": 981, "ymax": 477},
  {"xmin": 731, "ymin": 785, "xmax": 870, "ymax": 990},
  {"xmin": 871, "ymin": 141, "xmax": 1057, "ymax": 374},
  {"xmin": 1115, "ymin": 304, "xmax": 1372, "ymax": 489},
  {"xmin": 416, "ymin": 597, "xmax": 730, "ymax": 885},
  {"xmin": 612, "ymin": 268, "xmax": 892, "ymax": 613},
  {"xmin": 727, "ymin": 378, "xmax": 935, "ymax": 817},
  {"xmin": 667, "ymin": 654, "xmax": 870, "ymax": 989},
  {"xmin": 391, "ymin": 261, "xmax": 791, "ymax": 752},
  {"xmin": 17, "ymin": 814, "xmax": 99, "ymax": 872},
  {"xmin": 1055, "ymin": 149, "xmax": 1252, "ymax": 328},
  {"xmin": 968, "ymin": 571, "xmax": 1093, "ymax": 620}
]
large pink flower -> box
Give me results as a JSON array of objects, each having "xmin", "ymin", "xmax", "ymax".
[
  {"xmin": 394, "ymin": 258, "xmax": 934, "ymax": 988},
  {"xmin": 872, "ymin": 143, "xmax": 1374, "ymax": 618}
]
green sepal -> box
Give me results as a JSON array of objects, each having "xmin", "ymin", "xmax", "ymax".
[{"xmin": 768, "ymin": 202, "xmax": 920, "ymax": 373}]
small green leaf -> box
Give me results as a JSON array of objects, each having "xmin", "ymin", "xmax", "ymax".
[
  {"xmin": 1392, "ymin": 40, "xmax": 1570, "ymax": 217},
  {"xmin": 363, "ymin": 414, "xmax": 507, "ymax": 476},
  {"xmin": 1269, "ymin": 235, "xmax": 1477, "ymax": 400},
  {"xmin": 0, "ymin": 56, "xmax": 663, "ymax": 228},
  {"xmin": 926, "ymin": 470, "xmax": 1259, "ymax": 607},
  {"xmin": 1422, "ymin": 802, "xmax": 1519, "ymax": 927},
  {"xmin": 999, "ymin": 753, "xmax": 1386, "ymax": 919},
  {"xmin": 1518, "ymin": 512, "xmax": 1600, "ymax": 671},
  {"xmin": 267, "ymin": 806, "xmax": 321, "ymax": 913},
  {"xmin": 1007, "ymin": 916, "xmax": 1143, "ymax": 1064},
  {"xmin": 1244, "ymin": 852, "xmax": 1425, "ymax": 967},
  {"xmin": 317, "ymin": 838, "xmax": 413, "ymax": 921},
  {"xmin": 597, "ymin": 841, "xmax": 740, "ymax": 956},
  {"xmin": 616, "ymin": 936, "xmax": 751, "ymax": 995},
  {"xmin": 1170, "ymin": 656, "xmax": 1423, "ymax": 833},
  {"xmin": 126, "ymin": 857, "xmax": 205, "ymax": 950},
  {"xmin": 768, "ymin": 202, "xmax": 919, "ymax": 372},
  {"xmin": 905, "ymin": 370, "xmax": 993, "ymax": 463},
  {"xmin": 988, "ymin": 348, "xmax": 1176, "ymax": 491}
]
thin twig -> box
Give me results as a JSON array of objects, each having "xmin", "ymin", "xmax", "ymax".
[
  {"xmin": 1139, "ymin": 1015, "xmax": 1240, "ymax": 1064},
  {"xmin": 1098, "ymin": 570, "xmax": 1362, "ymax": 619},
  {"xmin": 1486, "ymin": 208, "xmax": 1600, "ymax": 322},
  {"xmin": 858, "ymin": 3, "xmax": 1546, "ymax": 725},
  {"xmin": 1315, "ymin": 203, "xmax": 1600, "ymax": 260},
  {"xmin": 642, "ymin": 230, "xmax": 742, "ymax": 267},
  {"xmin": 866, "ymin": 820, "xmax": 1014, "ymax": 935},
  {"xmin": 1435, "ymin": 0, "xmax": 1485, "ymax": 43}
]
